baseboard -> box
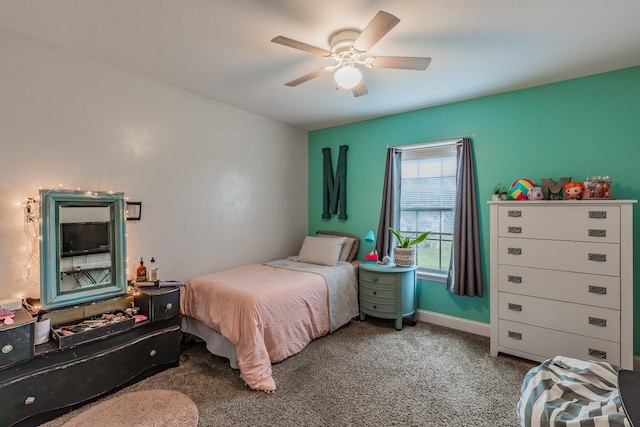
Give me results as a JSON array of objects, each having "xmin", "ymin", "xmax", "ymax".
[{"xmin": 416, "ymin": 309, "xmax": 490, "ymax": 337}]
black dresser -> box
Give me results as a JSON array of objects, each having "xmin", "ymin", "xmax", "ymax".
[{"xmin": 0, "ymin": 288, "xmax": 181, "ymax": 427}]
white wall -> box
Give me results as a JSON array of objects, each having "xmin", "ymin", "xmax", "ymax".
[{"xmin": 0, "ymin": 27, "xmax": 308, "ymax": 300}]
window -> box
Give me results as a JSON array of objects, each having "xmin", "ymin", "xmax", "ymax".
[{"xmin": 398, "ymin": 141, "xmax": 458, "ymax": 278}]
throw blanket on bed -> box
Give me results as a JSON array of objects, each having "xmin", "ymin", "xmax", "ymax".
[
  {"xmin": 180, "ymin": 261, "xmax": 357, "ymax": 393},
  {"xmin": 517, "ymin": 356, "xmax": 630, "ymax": 427},
  {"xmin": 265, "ymin": 259, "xmax": 358, "ymax": 333}
]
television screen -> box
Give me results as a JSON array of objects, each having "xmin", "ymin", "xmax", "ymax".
[{"xmin": 61, "ymin": 222, "xmax": 111, "ymax": 258}]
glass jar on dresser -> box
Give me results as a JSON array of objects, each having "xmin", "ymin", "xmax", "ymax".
[{"xmin": 488, "ymin": 200, "xmax": 636, "ymax": 369}]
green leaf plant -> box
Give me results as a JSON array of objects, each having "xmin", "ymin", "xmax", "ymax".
[{"xmin": 389, "ymin": 228, "xmax": 430, "ymax": 248}]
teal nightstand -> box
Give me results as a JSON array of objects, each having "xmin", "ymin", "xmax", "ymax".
[{"xmin": 358, "ymin": 263, "xmax": 417, "ymax": 330}]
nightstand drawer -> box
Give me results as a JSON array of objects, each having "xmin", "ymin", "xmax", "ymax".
[
  {"xmin": 359, "ymin": 269, "xmax": 397, "ymax": 286},
  {"xmin": 360, "ymin": 296, "xmax": 396, "ymax": 314},
  {"xmin": 360, "ymin": 284, "xmax": 395, "ymax": 300}
]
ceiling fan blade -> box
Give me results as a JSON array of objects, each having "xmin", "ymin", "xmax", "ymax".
[
  {"xmin": 271, "ymin": 36, "xmax": 332, "ymax": 57},
  {"xmin": 351, "ymin": 11, "xmax": 400, "ymax": 54},
  {"xmin": 285, "ymin": 67, "xmax": 332, "ymax": 87},
  {"xmin": 368, "ymin": 56, "xmax": 431, "ymax": 70},
  {"xmin": 352, "ymin": 79, "xmax": 368, "ymax": 97}
]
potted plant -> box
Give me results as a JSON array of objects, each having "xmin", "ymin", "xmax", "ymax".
[
  {"xmin": 388, "ymin": 228, "xmax": 430, "ymax": 267},
  {"xmin": 492, "ymin": 183, "xmax": 509, "ymax": 201}
]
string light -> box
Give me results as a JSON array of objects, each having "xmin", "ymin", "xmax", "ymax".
[{"xmin": 23, "ymin": 196, "xmax": 41, "ymax": 282}]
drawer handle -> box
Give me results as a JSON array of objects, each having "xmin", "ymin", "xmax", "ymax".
[
  {"xmin": 507, "ymin": 275, "xmax": 522, "ymax": 284},
  {"xmin": 24, "ymin": 396, "xmax": 36, "ymax": 405},
  {"xmin": 508, "ymin": 226, "xmax": 522, "ymax": 234},
  {"xmin": 588, "ymin": 229, "xmax": 607, "ymax": 238},
  {"xmin": 372, "ymin": 291, "xmax": 377, "ymax": 296},
  {"xmin": 508, "ymin": 331, "xmax": 522, "ymax": 340},
  {"xmin": 1, "ymin": 344, "xmax": 13, "ymax": 354},
  {"xmin": 508, "ymin": 210, "xmax": 522, "ymax": 217},
  {"xmin": 589, "ymin": 211, "xmax": 607, "ymax": 219},
  {"xmin": 149, "ymin": 349, "xmax": 157, "ymax": 357},
  {"xmin": 508, "ymin": 303, "xmax": 522, "ymax": 312},
  {"xmin": 588, "ymin": 285, "xmax": 607, "ymax": 295},
  {"xmin": 507, "ymin": 248, "xmax": 522, "ymax": 255},
  {"xmin": 588, "ymin": 317, "xmax": 607, "ymax": 327},
  {"xmin": 588, "ymin": 253, "xmax": 607, "ymax": 262},
  {"xmin": 373, "ymin": 305, "xmax": 377, "ymax": 310},
  {"xmin": 588, "ymin": 348, "xmax": 607, "ymax": 359},
  {"xmin": 372, "ymin": 276, "xmax": 378, "ymax": 282},
  {"xmin": 165, "ymin": 303, "xmax": 173, "ymax": 310}
]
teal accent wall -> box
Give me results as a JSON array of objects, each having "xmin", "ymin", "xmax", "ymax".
[{"xmin": 308, "ymin": 66, "xmax": 640, "ymax": 355}]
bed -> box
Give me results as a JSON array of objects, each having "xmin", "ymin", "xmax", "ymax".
[{"xmin": 179, "ymin": 231, "xmax": 360, "ymax": 392}]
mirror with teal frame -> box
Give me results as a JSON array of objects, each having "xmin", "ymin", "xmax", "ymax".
[{"xmin": 39, "ymin": 189, "xmax": 127, "ymax": 309}]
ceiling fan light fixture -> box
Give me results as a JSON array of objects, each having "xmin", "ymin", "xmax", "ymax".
[{"xmin": 334, "ymin": 66, "xmax": 362, "ymax": 90}]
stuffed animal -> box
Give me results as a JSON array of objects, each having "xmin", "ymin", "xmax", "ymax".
[
  {"xmin": 509, "ymin": 178, "xmax": 535, "ymax": 200},
  {"xmin": 527, "ymin": 186, "xmax": 544, "ymax": 200}
]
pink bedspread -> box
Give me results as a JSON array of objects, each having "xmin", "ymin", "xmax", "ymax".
[{"xmin": 180, "ymin": 264, "xmax": 331, "ymax": 392}]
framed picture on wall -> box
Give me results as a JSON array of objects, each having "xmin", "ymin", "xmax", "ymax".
[{"xmin": 126, "ymin": 202, "xmax": 142, "ymax": 220}]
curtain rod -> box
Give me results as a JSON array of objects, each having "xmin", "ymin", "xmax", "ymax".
[{"xmin": 389, "ymin": 136, "xmax": 469, "ymax": 151}]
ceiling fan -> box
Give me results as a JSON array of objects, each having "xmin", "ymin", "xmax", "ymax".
[{"xmin": 271, "ymin": 10, "xmax": 431, "ymax": 97}]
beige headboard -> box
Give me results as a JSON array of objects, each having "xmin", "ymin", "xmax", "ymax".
[{"xmin": 315, "ymin": 230, "xmax": 361, "ymax": 262}]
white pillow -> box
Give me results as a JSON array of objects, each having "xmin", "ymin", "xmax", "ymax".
[
  {"xmin": 297, "ymin": 236, "xmax": 347, "ymax": 266},
  {"xmin": 317, "ymin": 235, "xmax": 355, "ymax": 262}
]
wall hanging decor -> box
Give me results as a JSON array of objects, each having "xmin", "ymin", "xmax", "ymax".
[
  {"xmin": 322, "ymin": 145, "xmax": 348, "ymax": 220},
  {"xmin": 126, "ymin": 202, "xmax": 142, "ymax": 220}
]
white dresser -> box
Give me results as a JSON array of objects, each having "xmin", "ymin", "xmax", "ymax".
[{"xmin": 489, "ymin": 200, "xmax": 635, "ymax": 369}]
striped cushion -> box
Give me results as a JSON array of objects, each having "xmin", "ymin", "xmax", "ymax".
[{"xmin": 517, "ymin": 356, "xmax": 630, "ymax": 427}]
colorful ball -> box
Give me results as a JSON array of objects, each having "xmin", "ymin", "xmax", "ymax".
[{"xmin": 509, "ymin": 179, "xmax": 535, "ymax": 200}]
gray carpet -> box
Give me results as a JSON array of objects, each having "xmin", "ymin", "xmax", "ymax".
[{"xmin": 42, "ymin": 318, "xmax": 536, "ymax": 427}]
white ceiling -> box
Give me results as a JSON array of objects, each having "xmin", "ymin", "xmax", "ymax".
[{"xmin": 1, "ymin": 0, "xmax": 639, "ymax": 131}]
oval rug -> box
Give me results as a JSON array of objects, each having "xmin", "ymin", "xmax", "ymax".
[{"xmin": 63, "ymin": 389, "xmax": 198, "ymax": 427}]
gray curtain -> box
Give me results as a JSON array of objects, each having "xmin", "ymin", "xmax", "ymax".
[
  {"xmin": 446, "ymin": 137, "xmax": 483, "ymax": 296},
  {"xmin": 376, "ymin": 147, "xmax": 401, "ymax": 258}
]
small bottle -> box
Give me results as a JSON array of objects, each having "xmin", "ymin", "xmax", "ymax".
[
  {"xmin": 148, "ymin": 257, "xmax": 159, "ymax": 282},
  {"xmin": 136, "ymin": 257, "xmax": 147, "ymax": 282}
]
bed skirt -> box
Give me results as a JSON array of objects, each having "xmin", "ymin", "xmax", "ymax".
[{"xmin": 181, "ymin": 316, "xmax": 239, "ymax": 369}]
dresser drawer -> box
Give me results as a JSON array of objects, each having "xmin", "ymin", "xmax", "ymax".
[
  {"xmin": 498, "ymin": 237, "xmax": 620, "ymax": 276},
  {"xmin": 498, "ymin": 205, "xmax": 620, "ymax": 226},
  {"xmin": 360, "ymin": 295, "xmax": 396, "ymax": 314},
  {"xmin": 498, "ymin": 293, "xmax": 620, "ymax": 341},
  {"xmin": 498, "ymin": 320, "xmax": 620, "ymax": 366},
  {"xmin": 0, "ymin": 324, "xmax": 180, "ymax": 427},
  {"xmin": 498, "ymin": 265, "xmax": 620, "ymax": 309},
  {"xmin": 0, "ymin": 310, "xmax": 35, "ymax": 369},
  {"xmin": 359, "ymin": 269, "xmax": 397, "ymax": 286},
  {"xmin": 135, "ymin": 287, "xmax": 180, "ymax": 321},
  {"xmin": 498, "ymin": 220, "xmax": 620, "ymax": 243}
]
